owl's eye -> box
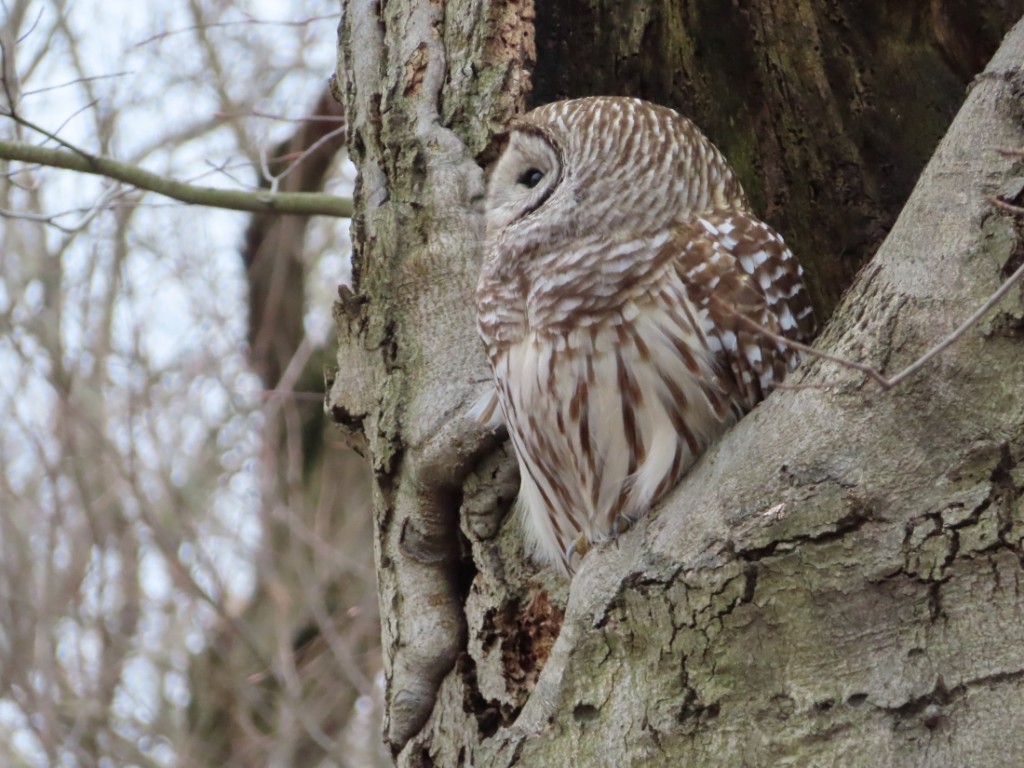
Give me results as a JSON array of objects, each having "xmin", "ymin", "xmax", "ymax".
[{"xmin": 518, "ymin": 168, "xmax": 545, "ymax": 188}]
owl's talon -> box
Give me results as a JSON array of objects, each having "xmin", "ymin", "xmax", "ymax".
[
  {"xmin": 610, "ymin": 514, "xmax": 635, "ymax": 546},
  {"xmin": 565, "ymin": 533, "xmax": 590, "ymax": 567}
]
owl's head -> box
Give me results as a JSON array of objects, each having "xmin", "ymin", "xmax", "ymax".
[{"xmin": 483, "ymin": 97, "xmax": 746, "ymax": 256}]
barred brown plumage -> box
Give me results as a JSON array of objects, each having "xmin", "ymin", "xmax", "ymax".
[{"xmin": 475, "ymin": 97, "xmax": 815, "ymax": 575}]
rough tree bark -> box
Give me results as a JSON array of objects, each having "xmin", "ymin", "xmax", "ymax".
[{"xmin": 332, "ymin": 2, "xmax": 1024, "ymax": 765}]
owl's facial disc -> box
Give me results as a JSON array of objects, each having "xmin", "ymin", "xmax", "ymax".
[{"xmin": 484, "ymin": 129, "xmax": 562, "ymax": 233}]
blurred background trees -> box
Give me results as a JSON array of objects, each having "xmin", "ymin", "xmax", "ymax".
[{"xmin": 0, "ymin": 2, "xmax": 381, "ymax": 765}]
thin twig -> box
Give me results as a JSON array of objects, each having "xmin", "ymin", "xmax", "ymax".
[
  {"xmin": 713, "ymin": 198, "xmax": 1024, "ymax": 391},
  {"xmin": 0, "ymin": 183, "xmax": 133, "ymax": 232},
  {"xmin": 880, "ymin": 257, "xmax": 1024, "ymax": 388},
  {"xmin": 985, "ymin": 194, "xmax": 1024, "ymax": 216},
  {"xmin": 712, "ymin": 297, "xmax": 897, "ymax": 389},
  {"xmin": 270, "ymin": 124, "xmax": 348, "ymax": 187},
  {"xmin": 215, "ymin": 108, "xmax": 347, "ymax": 124},
  {"xmin": 16, "ymin": 7, "xmax": 46, "ymax": 45},
  {"xmin": 21, "ymin": 72, "xmax": 131, "ymax": 98},
  {"xmin": 132, "ymin": 13, "xmax": 336, "ymax": 48},
  {"xmin": 0, "ymin": 103, "xmax": 93, "ymax": 157}
]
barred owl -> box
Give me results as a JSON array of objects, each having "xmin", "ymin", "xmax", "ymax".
[{"xmin": 476, "ymin": 97, "xmax": 815, "ymax": 575}]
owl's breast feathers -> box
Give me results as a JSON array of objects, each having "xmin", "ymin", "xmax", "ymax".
[
  {"xmin": 489, "ymin": 298, "xmax": 725, "ymax": 570},
  {"xmin": 476, "ymin": 210, "xmax": 815, "ymax": 571}
]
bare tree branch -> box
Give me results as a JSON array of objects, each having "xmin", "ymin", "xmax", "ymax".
[{"xmin": 0, "ymin": 138, "xmax": 353, "ymax": 216}]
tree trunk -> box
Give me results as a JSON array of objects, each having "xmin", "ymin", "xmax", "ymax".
[{"xmin": 333, "ymin": 2, "xmax": 1024, "ymax": 764}]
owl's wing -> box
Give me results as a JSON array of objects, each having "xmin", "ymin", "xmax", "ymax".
[{"xmin": 674, "ymin": 211, "xmax": 816, "ymax": 410}]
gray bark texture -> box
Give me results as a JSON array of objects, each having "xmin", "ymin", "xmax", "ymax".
[
  {"xmin": 332, "ymin": 2, "xmax": 1024, "ymax": 765},
  {"xmin": 333, "ymin": 0, "xmax": 535, "ymax": 755}
]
